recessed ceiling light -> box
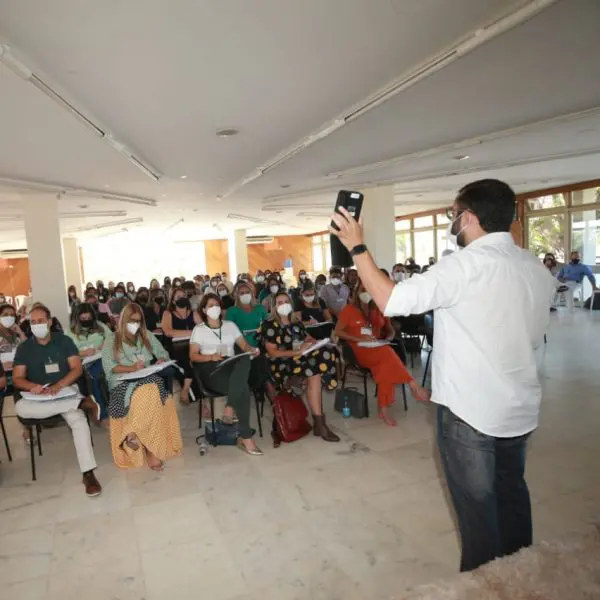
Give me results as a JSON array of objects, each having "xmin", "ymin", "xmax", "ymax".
[
  {"xmin": 216, "ymin": 128, "xmax": 240, "ymax": 138},
  {"xmin": 180, "ymin": 175, "xmax": 187, "ymax": 179},
  {"xmin": 453, "ymin": 155, "xmax": 470, "ymax": 161},
  {"xmin": 103, "ymin": 184, "xmax": 110, "ymax": 189}
]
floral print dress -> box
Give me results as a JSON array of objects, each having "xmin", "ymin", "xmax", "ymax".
[{"xmin": 257, "ymin": 319, "xmax": 338, "ymax": 390}]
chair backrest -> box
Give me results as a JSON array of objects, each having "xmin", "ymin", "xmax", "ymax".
[
  {"xmin": 191, "ymin": 364, "xmax": 220, "ymax": 398},
  {"xmin": 394, "ymin": 314, "xmax": 426, "ymax": 336},
  {"xmin": 340, "ymin": 340, "xmax": 359, "ymax": 367}
]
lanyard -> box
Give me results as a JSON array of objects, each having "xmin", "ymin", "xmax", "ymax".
[{"xmin": 208, "ymin": 326, "xmax": 222, "ymax": 341}]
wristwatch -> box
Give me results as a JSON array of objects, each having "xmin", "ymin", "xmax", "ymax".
[{"xmin": 350, "ymin": 244, "xmax": 368, "ymax": 257}]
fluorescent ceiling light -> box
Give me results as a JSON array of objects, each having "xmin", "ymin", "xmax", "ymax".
[
  {"xmin": 0, "ymin": 45, "xmax": 161, "ymax": 183},
  {"xmin": 164, "ymin": 218, "xmax": 185, "ymax": 233},
  {"xmin": 0, "ymin": 176, "xmax": 157, "ymax": 206},
  {"xmin": 60, "ymin": 210, "xmax": 127, "ymax": 218},
  {"xmin": 73, "ymin": 217, "xmax": 143, "ymax": 232},
  {"xmin": 215, "ymin": 0, "xmax": 558, "ymax": 200}
]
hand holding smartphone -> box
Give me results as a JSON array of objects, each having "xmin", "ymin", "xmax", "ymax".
[{"xmin": 330, "ymin": 190, "xmax": 364, "ymax": 267}]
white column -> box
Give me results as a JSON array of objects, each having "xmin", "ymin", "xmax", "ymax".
[
  {"xmin": 22, "ymin": 194, "xmax": 70, "ymax": 327},
  {"xmin": 227, "ymin": 229, "xmax": 249, "ymax": 279},
  {"xmin": 62, "ymin": 237, "xmax": 84, "ymax": 296},
  {"xmin": 361, "ymin": 185, "xmax": 396, "ymax": 270}
]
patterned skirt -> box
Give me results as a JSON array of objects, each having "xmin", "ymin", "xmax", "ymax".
[
  {"xmin": 109, "ymin": 379, "xmax": 183, "ymax": 469},
  {"xmin": 269, "ymin": 346, "xmax": 339, "ymax": 390}
]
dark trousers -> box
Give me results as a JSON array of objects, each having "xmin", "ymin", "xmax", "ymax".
[
  {"xmin": 437, "ymin": 405, "xmax": 532, "ymax": 572},
  {"xmin": 195, "ymin": 357, "xmax": 252, "ymax": 438}
]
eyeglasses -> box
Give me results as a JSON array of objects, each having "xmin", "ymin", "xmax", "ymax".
[{"xmin": 445, "ymin": 207, "xmax": 469, "ymax": 221}]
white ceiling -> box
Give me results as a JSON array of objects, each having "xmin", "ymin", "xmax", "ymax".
[{"xmin": 0, "ymin": 0, "xmax": 598, "ymax": 250}]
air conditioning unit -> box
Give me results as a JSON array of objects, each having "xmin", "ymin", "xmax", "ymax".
[
  {"xmin": 246, "ymin": 236, "xmax": 274, "ymax": 245},
  {"xmin": 1, "ymin": 248, "xmax": 28, "ymax": 258}
]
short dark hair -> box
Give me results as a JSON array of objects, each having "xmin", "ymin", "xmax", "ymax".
[
  {"xmin": 30, "ymin": 303, "xmax": 51, "ymax": 319},
  {"xmin": 197, "ymin": 292, "xmax": 223, "ymax": 324},
  {"xmin": 456, "ymin": 179, "xmax": 515, "ymax": 233}
]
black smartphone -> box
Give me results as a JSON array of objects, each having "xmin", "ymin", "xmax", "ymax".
[
  {"xmin": 330, "ymin": 190, "xmax": 364, "ymax": 231},
  {"xmin": 330, "ymin": 190, "xmax": 364, "ymax": 267}
]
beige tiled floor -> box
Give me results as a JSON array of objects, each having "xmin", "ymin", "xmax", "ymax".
[{"xmin": 0, "ymin": 310, "xmax": 598, "ymax": 599}]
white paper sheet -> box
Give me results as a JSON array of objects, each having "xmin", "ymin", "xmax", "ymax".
[
  {"xmin": 82, "ymin": 352, "xmax": 102, "ymax": 365},
  {"xmin": 172, "ymin": 335, "xmax": 191, "ymax": 343},
  {"xmin": 115, "ymin": 359, "xmax": 176, "ymax": 381},
  {"xmin": 300, "ymin": 337, "xmax": 331, "ymax": 356},
  {"xmin": 357, "ymin": 340, "xmax": 391, "ymax": 348},
  {"xmin": 21, "ymin": 385, "xmax": 81, "ymax": 402},
  {"xmin": 213, "ymin": 352, "xmax": 252, "ymax": 371},
  {"xmin": 305, "ymin": 321, "xmax": 333, "ymax": 328},
  {"xmin": 0, "ymin": 350, "xmax": 16, "ymax": 364}
]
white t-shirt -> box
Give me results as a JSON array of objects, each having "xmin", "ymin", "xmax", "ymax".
[{"xmin": 190, "ymin": 321, "xmax": 242, "ymax": 357}]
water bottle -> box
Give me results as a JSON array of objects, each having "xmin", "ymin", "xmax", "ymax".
[{"xmin": 342, "ymin": 399, "xmax": 351, "ymax": 418}]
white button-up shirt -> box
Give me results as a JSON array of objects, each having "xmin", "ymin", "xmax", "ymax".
[{"xmin": 384, "ymin": 233, "xmax": 555, "ymax": 438}]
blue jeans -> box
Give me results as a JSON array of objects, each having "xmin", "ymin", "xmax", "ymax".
[{"xmin": 437, "ymin": 405, "xmax": 532, "ymax": 572}]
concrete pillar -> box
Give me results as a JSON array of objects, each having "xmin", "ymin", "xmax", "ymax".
[
  {"xmin": 62, "ymin": 237, "xmax": 84, "ymax": 296},
  {"xmin": 360, "ymin": 185, "xmax": 396, "ymax": 270},
  {"xmin": 227, "ymin": 229, "xmax": 248, "ymax": 279},
  {"xmin": 22, "ymin": 194, "xmax": 70, "ymax": 327}
]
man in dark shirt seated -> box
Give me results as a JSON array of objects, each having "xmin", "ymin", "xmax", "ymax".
[{"xmin": 12, "ymin": 304, "xmax": 102, "ymax": 497}]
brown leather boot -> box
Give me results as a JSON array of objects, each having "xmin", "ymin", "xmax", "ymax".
[{"xmin": 313, "ymin": 415, "xmax": 340, "ymax": 443}]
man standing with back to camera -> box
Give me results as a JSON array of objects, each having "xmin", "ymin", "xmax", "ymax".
[{"xmin": 331, "ymin": 179, "xmax": 555, "ymax": 572}]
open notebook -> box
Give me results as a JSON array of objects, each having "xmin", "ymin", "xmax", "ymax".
[
  {"xmin": 21, "ymin": 385, "xmax": 81, "ymax": 402},
  {"xmin": 115, "ymin": 359, "xmax": 176, "ymax": 381}
]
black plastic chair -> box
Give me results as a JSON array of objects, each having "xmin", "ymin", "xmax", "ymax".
[
  {"xmin": 394, "ymin": 315, "xmax": 427, "ymax": 369},
  {"xmin": 192, "ymin": 363, "xmax": 263, "ymax": 446},
  {"xmin": 340, "ymin": 341, "xmax": 371, "ymax": 418},
  {"xmin": 0, "ymin": 390, "xmax": 12, "ymax": 462}
]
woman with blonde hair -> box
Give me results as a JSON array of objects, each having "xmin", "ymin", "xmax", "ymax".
[
  {"xmin": 257, "ymin": 291, "xmax": 339, "ymax": 442},
  {"xmin": 102, "ymin": 303, "xmax": 182, "ymax": 470}
]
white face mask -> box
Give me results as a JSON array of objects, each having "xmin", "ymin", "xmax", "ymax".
[
  {"xmin": 446, "ymin": 212, "xmax": 470, "ymax": 249},
  {"xmin": 31, "ymin": 323, "xmax": 49, "ymax": 338},
  {"xmin": 277, "ymin": 303, "xmax": 293, "ymax": 317},
  {"xmin": 303, "ymin": 295, "xmax": 315, "ymax": 304},
  {"xmin": 393, "ymin": 272, "xmax": 405, "ymax": 282},
  {"xmin": 126, "ymin": 322, "xmax": 140, "ymax": 335},
  {"xmin": 256, "ymin": 275, "xmax": 265, "ymax": 283},
  {"xmin": 206, "ymin": 306, "xmax": 222, "ymax": 320},
  {"xmin": 270, "ymin": 285, "xmax": 279, "ymax": 294},
  {"xmin": 359, "ymin": 292, "xmax": 372, "ymax": 304},
  {"xmin": 0, "ymin": 315, "xmax": 15, "ymax": 328},
  {"xmin": 240, "ymin": 293, "xmax": 253, "ymax": 305},
  {"xmin": 331, "ymin": 277, "xmax": 341, "ymax": 286},
  {"xmin": 218, "ymin": 289, "xmax": 228, "ymax": 297},
  {"xmin": 299, "ymin": 274, "xmax": 306, "ymax": 281}
]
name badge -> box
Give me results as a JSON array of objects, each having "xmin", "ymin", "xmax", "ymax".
[
  {"xmin": 45, "ymin": 363, "xmax": 59, "ymax": 374},
  {"xmin": 361, "ymin": 327, "xmax": 372, "ymax": 336}
]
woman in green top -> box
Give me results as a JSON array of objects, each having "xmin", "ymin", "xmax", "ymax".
[
  {"xmin": 102, "ymin": 303, "xmax": 182, "ymax": 471},
  {"xmin": 227, "ymin": 282, "xmax": 270, "ymax": 390},
  {"xmin": 67, "ymin": 303, "xmax": 112, "ymax": 420}
]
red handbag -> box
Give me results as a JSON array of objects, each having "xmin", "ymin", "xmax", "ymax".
[{"xmin": 272, "ymin": 391, "xmax": 312, "ymax": 443}]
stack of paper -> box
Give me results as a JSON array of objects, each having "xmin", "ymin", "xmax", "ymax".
[
  {"xmin": 357, "ymin": 340, "xmax": 391, "ymax": 348},
  {"xmin": 115, "ymin": 359, "xmax": 176, "ymax": 381},
  {"xmin": 21, "ymin": 385, "xmax": 80, "ymax": 402},
  {"xmin": 82, "ymin": 352, "xmax": 102, "ymax": 365},
  {"xmin": 300, "ymin": 338, "xmax": 331, "ymax": 356}
]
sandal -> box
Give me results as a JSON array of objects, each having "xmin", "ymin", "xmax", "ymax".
[{"xmin": 124, "ymin": 434, "xmax": 140, "ymax": 451}]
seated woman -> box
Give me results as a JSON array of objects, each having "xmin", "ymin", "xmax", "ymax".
[
  {"xmin": 315, "ymin": 274, "xmax": 327, "ymax": 298},
  {"xmin": 102, "ymin": 303, "xmax": 182, "ymax": 470},
  {"xmin": 334, "ymin": 279, "xmax": 428, "ymax": 426},
  {"xmin": 260, "ymin": 275, "xmax": 283, "ymax": 311},
  {"xmin": 66, "ymin": 302, "xmax": 112, "ymax": 421},
  {"xmin": 294, "ymin": 282, "xmax": 334, "ymax": 340},
  {"xmin": 216, "ymin": 282, "xmax": 234, "ymax": 311},
  {"xmin": 227, "ymin": 282, "xmax": 270, "ymax": 391},
  {"xmin": 189, "ymin": 293, "xmax": 263, "ymax": 456},
  {"xmin": 258, "ymin": 292, "xmax": 339, "ymax": 443},
  {"xmin": 108, "ymin": 283, "xmax": 129, "ymax": 319},
  {"xmin": 67, "ymin": 285, "xmax": 80, "ymax": 310},
  {"xmin": 0, "ymin": 302, "xmax": 26, "ymax": 359},
  {"xmin": 161, "ymin": 287, "xmax": 200, "ymax": 404},
  {"xmin": 126, "ymin": 282, "xmax": 136, "ymax": 301}
]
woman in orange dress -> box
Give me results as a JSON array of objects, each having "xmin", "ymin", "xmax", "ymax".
[{"xmin": 334, "ymin": 278, "xmax": 427, "ymax": 426}]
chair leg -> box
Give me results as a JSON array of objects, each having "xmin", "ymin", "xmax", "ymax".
[
  {"xmin": 402, "ymin": 384, "xmax": 408, "ymax": 412},
  {"xmin": 254, "ymin": 390, "xmax": 264, "ymax": 438},
  {"xmin": 341, "ymin": 364, "xmax": 347, "ymax": 389},
  {"xmin": 36, "ymin": 424, "xmax": 43, "ymax": 456},
  {"xmin": 363, "ymin": 374, "xmax": 369, "ymax": 419},
  {"xmin": 421, "ymin": 350, "xmax": 432, "ymax": 387},
  {"xmin": 209, "ymin": 397, "xmax": 217, "ymax": 447},
  {"xmin": 0, "ymin": 417, "xmax": 11, "ymax": 461},
  {"xmin": 28, "ymin": 427, "xmax": 36, "ymax": 481}
]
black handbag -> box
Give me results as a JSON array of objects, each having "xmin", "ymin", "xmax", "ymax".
[{"xmin": 334, "ymin": 387, "xmax": 367, "ymax": 419}]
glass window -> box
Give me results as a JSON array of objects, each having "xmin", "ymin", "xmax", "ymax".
[
  {"xmin": 526, "ymin": 193, "xmax": 567, "ymax": 211},
  {"xmin": 436, "ymin": 228, "xmax": 449, "ymax": 258},
  {"xmin": 395, "ymin": 219, "xmax": 410, "ymax": 231},
  {"xmin": 413, "ymin": 215, "xmax": 434, "ymax": 228},
  {"xmin": 570, "ymin": 209, "xmax": 600, "ymax": 265},
  {"xmin": 571, "ymin": 187, "xmax": 600, "ymax": 207},
  {"xmin": 436, "ymin": 213, "xmax": 450, "ymax": 226},
  {"xmin": 324, "ymin": 238, "xmax": 332, "ymax": 271},
  {"xmin": 312, "ymin": 239, "xmax": 323, "ymax": 273},
  {"xmin": 395, "ymin": 231, "xmax": 412, "ymax": 264},
  {"xmin": 527, "ymin": 213, "xmax": 566, "ymax": 262},
  {"xmin": 413, "ymin": 230, "xmax": 435, "ymax": 266}
]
